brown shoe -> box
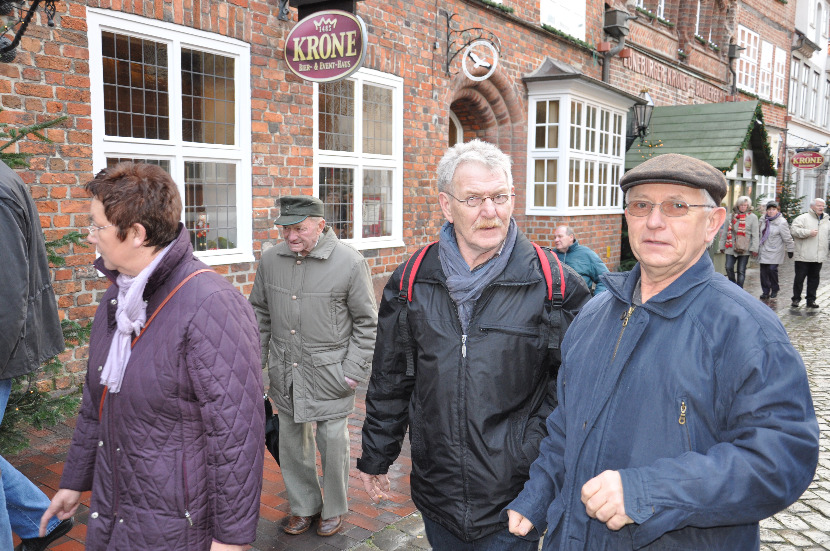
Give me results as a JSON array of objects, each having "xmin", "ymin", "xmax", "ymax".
[
  {"xmin": 284, "ymin": 513, "xmax": 320, "ymax": 535},
  {"xmin": 317, "ymin": 515, "xmax": 343, "ymax": 536}
]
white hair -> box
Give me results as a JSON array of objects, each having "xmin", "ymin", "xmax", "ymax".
[{"xmin": 436, "ymin": 139, "xmax": 512, "ymax": 194}]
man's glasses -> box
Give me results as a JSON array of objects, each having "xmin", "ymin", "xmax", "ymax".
[
  {"xmin": 625, "ymin": 200, "xmax": 712, "ymax": 217},
  {"xmin": 85, "ymin": 223, "xmax": 114, "ymax": 235},
  {"xmin": 443, "ymin": 191, "xmax": 515, "ymax": 208}
]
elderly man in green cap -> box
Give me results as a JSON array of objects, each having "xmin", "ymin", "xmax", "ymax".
[
  {"xmin": 250, "ymin": 195, "xmax": 377, "ymax": 538},
  {"xmin": 506, "ymin": 153, "xmax": 818, "ymax": 550}
]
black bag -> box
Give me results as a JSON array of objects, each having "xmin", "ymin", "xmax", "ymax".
[{"xmin": 264, "ymin": 395, "xmax": 280, "ymax": 465}]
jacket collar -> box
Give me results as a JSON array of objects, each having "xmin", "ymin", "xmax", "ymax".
[
  {"xmin": 94, "ymin": 223, "xmax": 194, "ymax": 300},
  {"xmin": 418, "ymin": 231, "xmax": 544, "ymax": 287},
  {"xmin": 603, "ymin": 252, "xmax": 714, "ymax": 319},
  {"xmin": 273, "ymin": 226, "xmax": 338, "ymax": 260}
]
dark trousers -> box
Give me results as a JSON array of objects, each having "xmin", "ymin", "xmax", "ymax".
[
  {"xmin": 422, "ymin": 515, "xmax": 537, "ymax": 551},
  {"xmin": 792, "ymin": 261, "xmax": 822, "ymax": 304},
  {"xmin": 725, "ymin": 254, "xmax": 749, "ymax": 288},
  {"xmin": 760, "ymin": 264, "xmax": 780, "ymax": 296}
]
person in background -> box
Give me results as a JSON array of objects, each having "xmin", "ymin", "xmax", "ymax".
[
  {"xmin": 790, "ymin": 198, "xmax": 829, "ymax": 308},
  {"xmin": 506, "ymin": 153, "xmax": 818, "ymax": 549},
  {"xmin": 0, "ymin": 160, "xmax": 73, "ymax": 551},
  {"xmin": 757, "ymin": 201, "xmax": 794, "ymax": 300},
  {"xmin": 552, "ymin": 225, "xmax": 609, "ymax": 295},
  {"xmin": 718, "ymin": 195, "xmax": 758, "ymax": 289},
  {"xmin": 250, "ymin": 195, "xmax": 377, "ymax": 538},
  {"xmin": 357, "ymin": 140, "xmax": 590, "ymax": 550},
  {"xmin": 40, "ymin": 162, "xmax": 264, "ymax": 551}
]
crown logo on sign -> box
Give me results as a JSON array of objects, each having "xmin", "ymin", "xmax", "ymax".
[{"xmin": 314, "ymin": 17, "xmax": 337, "ymax": 30}]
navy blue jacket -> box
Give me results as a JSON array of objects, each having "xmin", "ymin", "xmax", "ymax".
[{"xmin": 507, "ymin": 253, "xmax": 818, "ymax": 550}]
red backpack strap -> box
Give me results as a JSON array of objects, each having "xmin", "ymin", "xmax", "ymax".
[
  {"xmin": 532, "ymin": 242, "xmax": 566, "ymax": 351},
  {"xmin": 531, "ymin": 242, "xmax": 565, "ymax": 301},
  {"xmin": 399, "ymin": 241, "xmax": 437, "ymax": 303}
]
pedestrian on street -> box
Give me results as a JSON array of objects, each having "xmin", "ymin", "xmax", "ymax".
[
  {"xmin": 0, "ymin": 160, "xmax": 74, "ymax": 551},
  {"xmin": 357, "ymin": 139, "xmax": 591, "ymax": 550},
  {"xmin": 552, "ymin": 225, "xmax": 609, "ymax": 295},
  {"xmin": 790, "ymin": 198, "xmax": 829, "ymax": 308},
  {"xmin": 506, "ymin": 153, "xmax": 819, "ymax": 549},
  {"xmin": 718, "ymin": 195, "xmax": 758, "ymax": 288},
  {"xmin": 41, "ymin": 163, "xmax": 265, "ymax": 551},
  {"xmin": 250, "ymin": 196, "xmax": 378, "ymax": 538},
  {"xmin": 757, "ymin": 201, "xmax": 794, "ymax": 300}
]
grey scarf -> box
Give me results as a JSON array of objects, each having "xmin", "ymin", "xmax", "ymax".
[{"xmin": 438, "ymin": 218, "xmax": 517, "ymax": 333}]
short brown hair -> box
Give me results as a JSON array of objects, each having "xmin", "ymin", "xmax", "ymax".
[{"xmin": 86, "ymin": 162, "xmax": 182, "ymax": 251}]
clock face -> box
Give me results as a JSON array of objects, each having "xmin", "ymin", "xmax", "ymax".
[{"xmin": 462, "ymin": 39, "xmax": 498, "ymax": 81}]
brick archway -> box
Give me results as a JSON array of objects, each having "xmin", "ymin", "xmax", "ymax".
[{"xmin": 448, "ymin": 68, "xmax": 525, "ymax": 161}]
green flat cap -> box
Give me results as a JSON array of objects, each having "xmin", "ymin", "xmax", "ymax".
[
  {"xmin": 274, "ymin": 195, "xmax": 325, "ymax": 226},
  {"xmin": 619, "ymin": 153, "xmax": 727, "ymax": 206}
]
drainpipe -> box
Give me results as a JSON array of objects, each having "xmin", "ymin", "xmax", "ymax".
[{"xmin": 602, "ymin": 37, "xmax": 628, "ymax": 83}]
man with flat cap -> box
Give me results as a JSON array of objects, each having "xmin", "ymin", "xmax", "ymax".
[
  {"xmin": 505, "ymin": 153, "xmax": 819, "ymax": 549},
  {"xmin": 250, "ymin": 195, "xmax": 377, "ymax": 538}
]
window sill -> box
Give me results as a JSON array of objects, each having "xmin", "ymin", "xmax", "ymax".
[
  {"xmin": 195, "ymin": 250, "xmax": 256, "ymax": 266},
  {"xmin": 344, "ymin": 237, "xmax": 406, "ymax": 251},
  {"xmin": 526, "ymin": 207, "xmax": 625, "ymax": 217}
]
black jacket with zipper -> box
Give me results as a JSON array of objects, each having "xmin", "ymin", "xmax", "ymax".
[{"xmin": 357, "ymin": 232, "xmax": 590, "ymax": 541}]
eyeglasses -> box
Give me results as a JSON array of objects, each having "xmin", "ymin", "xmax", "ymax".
[
  {"xmin": 625, "ymin": 200, "xmax": 713, "ymax": 217},
  {"xmin": 443, "ymin": 191, "xmax": 515, "ymax": 208},
  {"xmin": 85, "ymin": 223, "xmax": 114, "ymax": 235}
]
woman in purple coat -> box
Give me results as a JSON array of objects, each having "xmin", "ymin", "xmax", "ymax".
[{"xmin": 39, "ymin": 163, "xmax": 264, "ymax": 550}]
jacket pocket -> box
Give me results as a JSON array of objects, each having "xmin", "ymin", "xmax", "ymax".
[
  {"xmin": 310, "ymin": 348, "xmax": 352, "ymax": 401},
  {"xmin": 268, "ymin": 344, "xmax": 290, "ymax": 398}
]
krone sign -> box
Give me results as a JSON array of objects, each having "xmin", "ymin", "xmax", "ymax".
[
  {"xmin": 792, "ymin": 151, "xmax": 825, "ymax": 169},
  {"xmin": 284, "ymin": 10, "xmax": 367, "ymax": 82}
]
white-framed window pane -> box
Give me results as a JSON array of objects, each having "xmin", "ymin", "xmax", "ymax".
[
  {"xmin": 319, "ymin": 80, "xmax": 355, "ymax": 152},
  {"xmin": 656, "ymin": 0, "xmax": 665, "ymax": 19},
  {"xmin": 320, "ymin": 166, "xmax": 354, "ymax": 239},
  {"xmin": 737, "ymin": 26, "xmax": 759, "ymax": 93},
  {"xmin": 181, "ymin": 49, "xmax": 235, "ymax": 145},
  {"xmin": 790, "ymin": 58, "xmax": 800, "ymax": 114},
  {"xmin": 568, "ymin": 158, "xmax": 581, "ymax": 207},
  {"xmin": 811, "ymin": 70, "xmax": 820, "ymax": 121},
  {"xmin": 570, "ymin": 101, "xmax": 582, "ymax": 150},
  {"xmin": 362, "ymin": 169, "xmax": 393, "ymax": 237},
  {"xmin": 541, "ymin": 0, "xmax": 586, "ymax": 40},
  {"xmin": 533, "ymin": 158, "xmax": 558, "ymax": 207},
  {"xmin": 102, "ymin": 31, "xmax": 169, "ymax": 139},
  {"xmin": 801, "ymin": 63, "xmax": 810, "ymax": 117},
  {"xmin": 535, "ymin": 100, "xmax": 559, "ymax": 149},
  {"xmin": 362, "ymin": 84, "xmax": 392, "ymax": 155},
  {"xmin": 185, "ymin": 161, "xmax": 237, "ymax": 251},
  {"xmin": 773, "ymin": 47, "xmax": 787, "ymax": 104},
  {"xmin": 106, "ymin": 157, "xmax": 171, "ymax": 173},
  {"xmin": 823, "ymin": 79, "xmax": 830, "ymax": 127},
  {"xmin": 758, "ymin": 41, "xmax": 773, "ymax": 100}
]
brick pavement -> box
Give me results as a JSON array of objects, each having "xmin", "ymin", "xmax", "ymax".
[{"xmin": 7, "ymin": 257, "xmax": 830, "ymax": 551}]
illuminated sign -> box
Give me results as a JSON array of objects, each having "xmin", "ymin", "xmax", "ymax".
[
  {"xmin": 792, "ymin": 151, "xmax": 825, "ymax": 169},
  {"xmin": 284, "ymin": 10, "xmax": 367, "ymax": 83}
]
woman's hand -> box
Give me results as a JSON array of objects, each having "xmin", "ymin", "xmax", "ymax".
[
  {"xmin": 39, "ymin": 489, "xmax": 81, "ymax": 537},
  {"xmin": 209, "ymin": 542, "xmax": 245, "ymax": 551}
]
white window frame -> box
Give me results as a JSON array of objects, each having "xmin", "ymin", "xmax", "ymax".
[
  {"xmin": 541, "ymin": 0, "xmax": 587, "ymax": 41},
  {"xmin": 811, "ymin": 70, "xmax": 820, "ymax": 121},
  {"xmin": 525, "ymin": 80, "xmax": 628, "ymax": 216},
  {"xmin": 313, "ymin": 68, "xmax": 404, "ymax": 251},
  {"xmin": 87, "ymin": 8, "xmax": 253, "ymax": 265},
  {"xmin": 736, "ymin": 25, "xmax": 759, "ymax": 94},
  {"xmin": 823, "ymin": 78, "xmax": 830, "ymax": 127},
  {"xmin": 695, "ymin": 1, "xmax": 701, "ymax": 35},
  {"xmin": 801, "ymin": 63, "xmax": 811, "ymax": 118},
  {"xmin": 656, "ymin": 0, "xmax": 665, "ymax": 19},
  {"xmin": 789, "ymin": 56, "xmax": 800, "ymax": 114},
  {"xmin": 772, "ymin": 46, "xmax": 787, "ymax": 104},
  {"xmin": 758, "ymin": 41, "xmax": 773, "ymax": 100}
]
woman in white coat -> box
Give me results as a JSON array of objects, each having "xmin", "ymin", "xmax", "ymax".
[{"xmin": 757, "ymin": 201, "xmax": 794, "ymax": 299}]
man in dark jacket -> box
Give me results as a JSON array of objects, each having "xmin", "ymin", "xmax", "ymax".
[
  {"xmin": 356, "ymin": 140, "xmax": 591, "ymax": 549},
  {"xmin": 0, "ymin": 160, "xmax": 73, "ymax": 551},
  {"xmin": 553, "ymin": 225, "xmax": 609, "ymax": 295},
  {"xmin": 507, "ymin": 154, "xmax": 819, "ymax": 549}
]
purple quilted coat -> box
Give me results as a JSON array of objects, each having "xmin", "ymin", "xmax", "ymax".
[{"xmin": 60, "ymin": 225, "xmax": 265, "ymax": 550}]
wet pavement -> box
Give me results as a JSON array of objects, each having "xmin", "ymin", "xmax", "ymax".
[{"xmin": 8, "ymin": 257, "xmax": 830, "ymax": 550}]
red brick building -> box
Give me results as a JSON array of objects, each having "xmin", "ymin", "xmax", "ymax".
[{"xmin": 0, "ymin": 0, "xmax": 795, "ymax": 390}]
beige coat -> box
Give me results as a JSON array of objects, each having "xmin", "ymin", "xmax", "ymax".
[
  {"xmin": 791, "ymin": 211, "xmax": 830, "ymax": 264},
  {"xmin": 250, "ymin": 227, "xmax": 377, "ymax": 422}
]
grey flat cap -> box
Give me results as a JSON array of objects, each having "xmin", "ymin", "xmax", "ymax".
[
  {"xmin": 274, "ymin": 195, "xmax": 325, "ymax": 226},
  {"xmin": 619, "ymin": 153, "xmax": 727, "ymax": 206}
]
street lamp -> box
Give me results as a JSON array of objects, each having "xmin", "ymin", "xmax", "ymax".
[{"xmin": 626, "ymin": 90, "xmax": 654, "ymax": 150}]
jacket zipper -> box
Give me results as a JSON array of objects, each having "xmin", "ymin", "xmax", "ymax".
[
  {"xmin": 679, "ymin": 399, "xmax": 692, "ymax": 451},
  {"xmin": 612, "ymin": 306, "xmax": 636, "ymax": 361},
  {"xmin": 183, "ymin": 455, "xmax": 193, "ymax": 526},
  {"xmin": 106, "ymin": 393, "xmax": 121, "ymax": 525}
]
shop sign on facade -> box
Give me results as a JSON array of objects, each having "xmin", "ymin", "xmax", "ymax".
[
  {"xmin": 792, "ymin": 151, "xmax": 825, "ymax": 169},
  {"xmin": 284, "ymin": 10, "xmax": 367, "ymax": 82},
  {"xmin": 623, "ymin": 51, "xmax": 725, "ymax": 103}
]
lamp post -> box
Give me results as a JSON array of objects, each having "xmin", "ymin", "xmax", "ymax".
[{"xmin": 625, "ymin": 90, "xmax": 655, "ymax": 151}]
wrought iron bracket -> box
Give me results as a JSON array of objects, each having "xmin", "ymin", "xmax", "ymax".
[
  {"xmin": 0, "ymin": 0, "xmax": 58, "ymax": 62},
  {"xmin": 445, "ymin": 12, "xmax": 500, "ymax": 75},
  {"xmin": 277, "ymin": 0, "xmax": 290, "ymax": 21}
]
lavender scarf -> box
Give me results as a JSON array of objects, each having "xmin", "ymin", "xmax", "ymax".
[
  {"xmin": 438, "ymin": 218, "xmax": 517, "ymax": 333},
  {"xmin": 100, "ymin": 242, "xmax": 173, "ymax": 393},
  {"xmin": 760, "ymin": 212, "xmax": 781, "ymax": 246}
]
